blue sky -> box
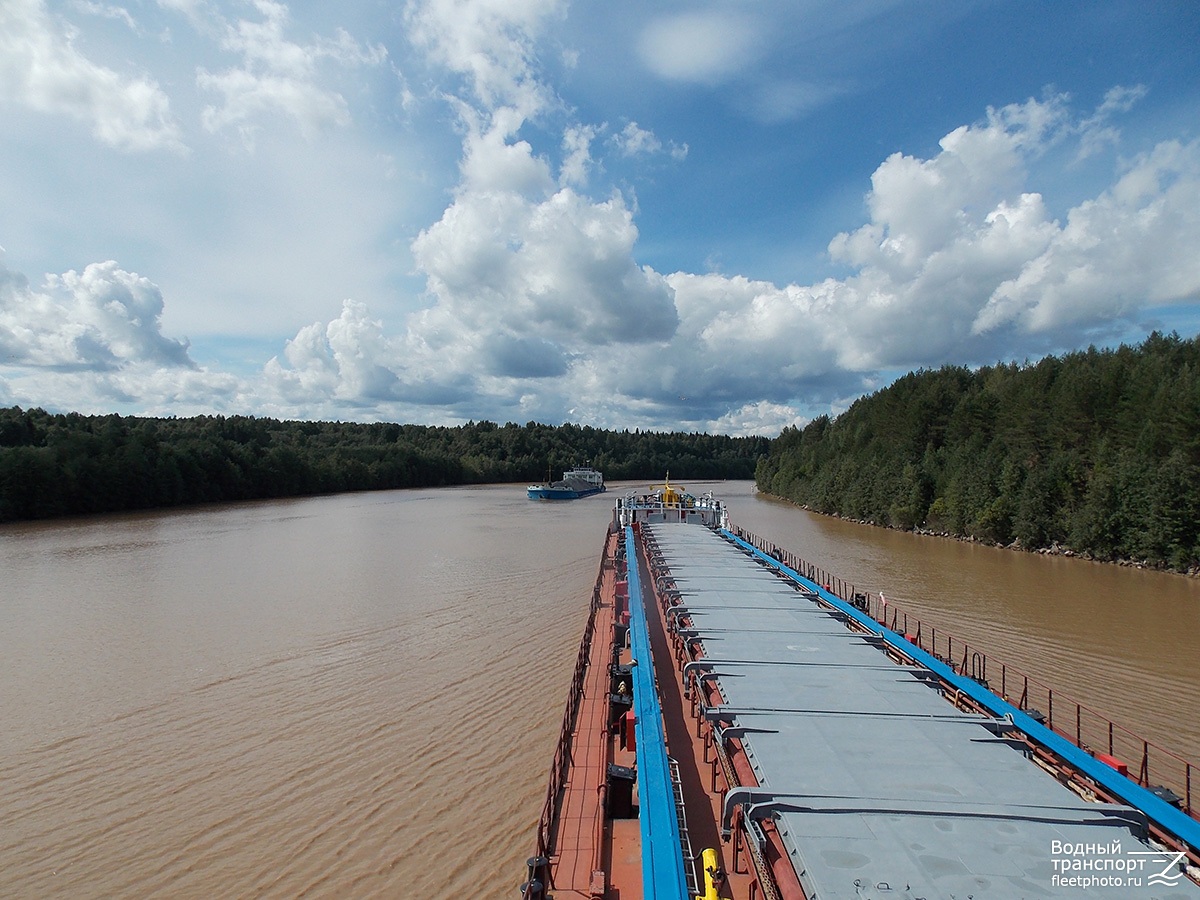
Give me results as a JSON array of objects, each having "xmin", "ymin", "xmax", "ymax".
[{"xmin": 1, "ymin": 0, "xmax": 1198, "ymax": 434}]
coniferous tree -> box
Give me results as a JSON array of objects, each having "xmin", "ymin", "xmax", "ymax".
[
  {"xmin": 0, "ymin": 408, "xmax": 767, "ymax": 522},
  {"xmin": 756, "ymin": 332, "xmax": 1200, "ymax": 572}
]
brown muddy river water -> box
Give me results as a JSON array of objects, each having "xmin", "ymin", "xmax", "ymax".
[{"xmin": 1, "ymin": 480, "xmax": 1197, "ymax": 897}]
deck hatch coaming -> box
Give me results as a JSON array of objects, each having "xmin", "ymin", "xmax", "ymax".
[{"xmin": 647, "ymin": 522, "xmax": 1200, "ymax": 899}]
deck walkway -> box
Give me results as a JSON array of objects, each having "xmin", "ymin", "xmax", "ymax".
[{"xmin": 548, "ymin": 532, "xmax": 619, "ymax": 898}]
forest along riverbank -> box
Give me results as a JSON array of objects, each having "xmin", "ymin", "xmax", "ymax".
[
  {"xmin": 754, "ymin": 335, "xmax": 1200, "ymax": 576},
  {"xmin": 765, "ymin": 490, "xmax": 1200, "ymax": 575},
  {"xmin": 0, "ymin": 479, "xmax": 1195, "ymax": 898}
]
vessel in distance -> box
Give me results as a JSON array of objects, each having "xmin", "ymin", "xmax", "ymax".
[{"xmin": 527, "ymin": 466, "xmax": 606, "ymax": 500}]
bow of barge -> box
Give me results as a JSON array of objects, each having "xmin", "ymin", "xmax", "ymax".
[{"xmin": 522, "ymin": 486, "xmax": 1200, "ymax": 899}]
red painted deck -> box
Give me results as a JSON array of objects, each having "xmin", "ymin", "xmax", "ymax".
[
  {"xmin": 539, "ymin": 527, "xmax": 766, "ymax": 899},
  {"xmin": 542, "ymin": 532, "xmax": 638, "ymax": 897}
]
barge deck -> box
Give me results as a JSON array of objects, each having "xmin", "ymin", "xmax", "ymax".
[{"xmin": 522, "ymin": 488, "xmax": 1200, "ymax": 899}]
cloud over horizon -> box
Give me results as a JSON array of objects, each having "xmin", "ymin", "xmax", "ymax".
[
  {"xmin": 2, "ymin": 2, "xmax": 1199, "ymax": 435},
  {"xmin": 0, "ymin": 257, "xmax": 193, "ymax": 370}
]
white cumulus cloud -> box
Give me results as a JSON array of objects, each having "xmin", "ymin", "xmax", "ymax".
[
  {"xmin": 0, "ymin": 0, "xmax": 183, "ymax": 151},
  {"xmin": 0, "ymin": 257, "xmax": 193, "ymax": 370},
  {"xmin": 263, "ymin": 299, "xmax": 399, "ymax": 406},
  {"xmin": 243, "ymin": 91, "xmax": 1200, "ymax": 432},
  {"xmin": 409, "ymin": 178, "xmax": 679, "ymax": 363},
  {"xmin": 0, "ymin": 255, "xmax": 245, "ymax": 415},
  {"xmin": 708, "ymin": 400, "xmax": 808, "ymax": 437},
  {"xmin": 975, "ymin": 139, "xmax": 1200, "ymax": 334}
]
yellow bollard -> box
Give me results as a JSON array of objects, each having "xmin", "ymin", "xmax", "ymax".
[{"xmin": 695, "ymin": 847, "xmax": 722, "ymax": 900}]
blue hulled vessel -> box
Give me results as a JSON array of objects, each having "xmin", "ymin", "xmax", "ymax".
[{"xmin": 526, "ymin": 465, "xmax": 605, "ymax": 500}]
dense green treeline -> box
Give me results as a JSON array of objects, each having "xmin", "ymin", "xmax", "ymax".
[
  {"xmin": 0, "ymin": 410, "xmax": 767, "ymax": 522},
  {"xmin": 756, "ymin": 332, "xmax": 1200, "ymax": 572}
]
